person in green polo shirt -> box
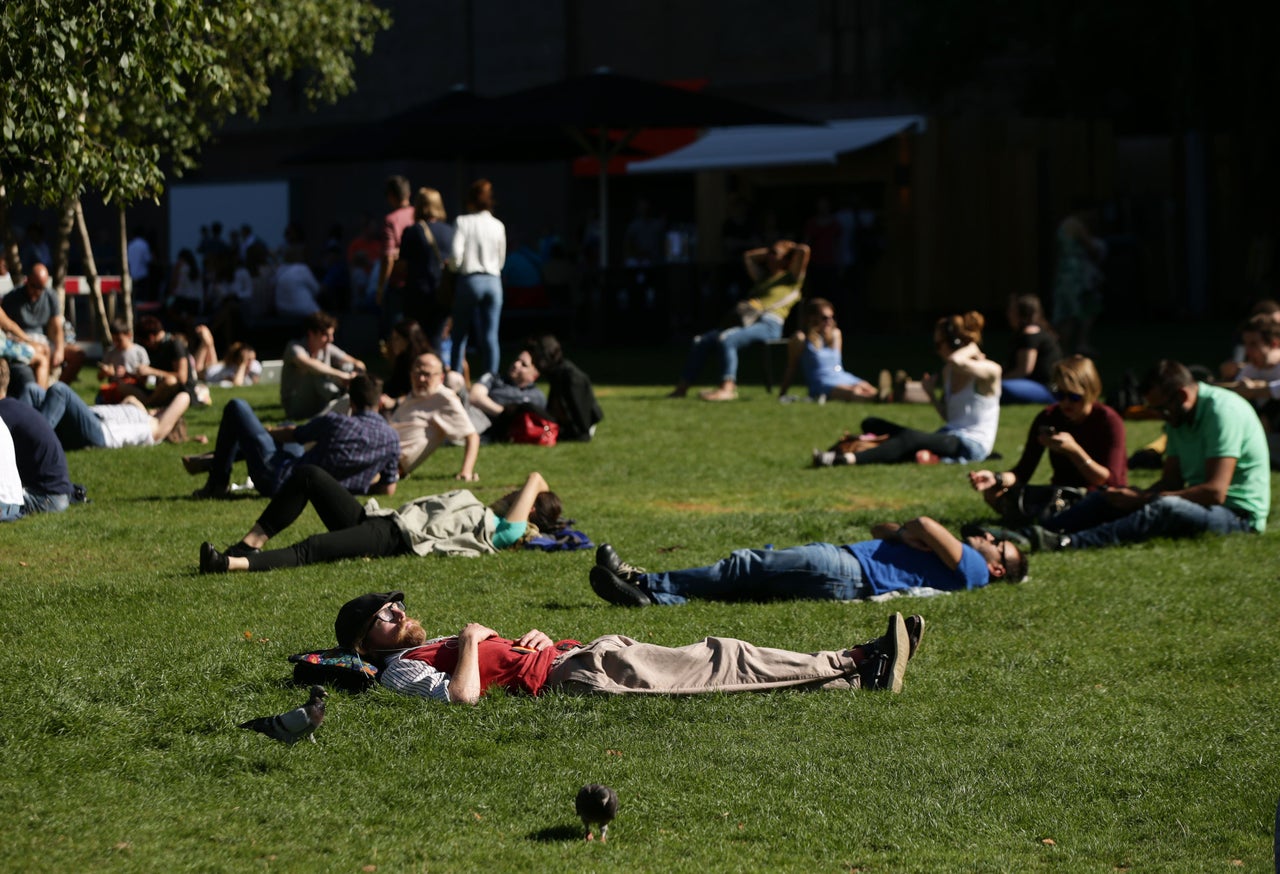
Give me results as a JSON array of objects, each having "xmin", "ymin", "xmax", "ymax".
[{"xmin": 1011, "ymin": 359, "xmax": 1269, "ymax": 550}]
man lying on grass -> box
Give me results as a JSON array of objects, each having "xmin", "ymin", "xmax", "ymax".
[
  {"xmin": 588, "ymin": 515, "xmax": 1027, "ymax": 608},
  {"xmin": 336, "ymin": 592, "xmax": 924, "ymax": 700}
]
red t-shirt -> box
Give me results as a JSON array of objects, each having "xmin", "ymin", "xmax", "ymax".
[{"xmin": 400, "ymin": 636, "xmax": 581, "ymax": 697}]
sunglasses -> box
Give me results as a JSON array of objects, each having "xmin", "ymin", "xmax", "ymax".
[
  {"xmin": 372, "ymin": 601, "xmax": 405, "ymax": 624},
  {"xmin": 1051, "ymin": 389, "xmax": 1084, "ymax": 403}
]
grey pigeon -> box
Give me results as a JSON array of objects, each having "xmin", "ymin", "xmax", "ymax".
[
  {"xmin": 239, "ymin": 685, "xmax": 327, "ymax": 744},
  {"xmin": 575, "ymin": 783, "xmax": 618, "ymax": 842}
]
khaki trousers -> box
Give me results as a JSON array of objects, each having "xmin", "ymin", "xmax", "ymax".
[{"xmin": 545, "ymin": 635, "xmax": 859, "ymax": 695}]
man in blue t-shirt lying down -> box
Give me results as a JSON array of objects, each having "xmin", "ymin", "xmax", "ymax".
[{"xmin": 588, "ymin": 516, "xmax": 1028, "ymax": 607}]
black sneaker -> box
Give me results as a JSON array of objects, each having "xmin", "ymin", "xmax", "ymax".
[
  {"xmin": 589, "ymin": 565, "xmax": 653, "ymax": 607},
  {"xmin": 191, "ymin": 483, "xmax": 230, "ymax": 500},
  {"xmin": 199, "ymin": 541, "xmax": 229, "ymax": 574},
  {"xmin": 224, "ymin": 541, "xmax": 261, "ymax": 558},
  {"xmin": 975, "ymin": 523, "xmax": 1031, "ymax": 552},
  {"xmin": 856, "ymin": 613, "xmax": 909, "ymax": 693},
  {"xmin": 595, "ymin": 544, "xmax": 647, "ymax": 585},
  {"xmin": 1025, "ymin": 525, "xmax": 1069, "ymax": 553}
]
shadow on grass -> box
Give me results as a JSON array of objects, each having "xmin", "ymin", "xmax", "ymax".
[{"xmin": 528, "ymin": 825, "xmax": 583, "ymax": 842}]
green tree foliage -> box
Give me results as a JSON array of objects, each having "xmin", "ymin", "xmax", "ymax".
[{"xmin": 0, "ymin": 0, "xmax": 390, "ymax": 208}]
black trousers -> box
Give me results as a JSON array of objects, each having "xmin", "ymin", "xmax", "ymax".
[
  {"xmin": 246, "ymin": 465, "xmax": 408, "ymax": 571},
  {"xmin": 853, "ymin": 416, "xmax": 968, "ymax": 465}
]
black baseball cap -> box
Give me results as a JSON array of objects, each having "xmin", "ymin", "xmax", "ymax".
[{"xmin": 335, "ymin": 591, "xmax": 405, "ymax": 650}]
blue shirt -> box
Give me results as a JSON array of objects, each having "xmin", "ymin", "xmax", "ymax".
[
  {"xmin": 287, "ymin": 411, "xmax": 400, "ymax": 495},
  {"xmin": 845, "ymin": 539, "xmax": 990, "ymax": 594}
]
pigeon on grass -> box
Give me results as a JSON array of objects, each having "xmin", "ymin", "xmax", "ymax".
[
  {"xmin": 239, "ymin": 685, "xmax": 327, "ymax": 744},
  {"xmin": 575, "ymin": 784, "xmax": 618, "ymax": 842}
]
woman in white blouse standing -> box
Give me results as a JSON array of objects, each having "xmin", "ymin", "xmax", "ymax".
[{"xmin": 450, "ymin": 179, "xmax": 507, "ymax": 378}]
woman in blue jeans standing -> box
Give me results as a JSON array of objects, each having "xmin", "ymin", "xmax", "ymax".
[{"xmin": 450, "ymin": 179, "xmax": 506, "ymax": 379}]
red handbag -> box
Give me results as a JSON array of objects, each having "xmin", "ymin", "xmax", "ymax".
[{"xmin": 509, "ymin": 411, "xmax": 559, "ymax": 446}]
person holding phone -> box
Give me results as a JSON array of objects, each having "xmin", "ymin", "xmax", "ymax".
[{"xmin": 967, "ymin": 355, "xmax": 1127, "ymax": 526}]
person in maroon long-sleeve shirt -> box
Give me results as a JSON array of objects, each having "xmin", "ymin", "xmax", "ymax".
[{"xmin": 968, "ymin": 355, "xmax": 1127, "ymax": 526}]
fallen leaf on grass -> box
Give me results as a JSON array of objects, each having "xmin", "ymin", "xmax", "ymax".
[
  {"xmin": 606, "ymin": 749, "xmax": 623, "ymax": 756},
  {"xmin": 362, "ymin": 866, "xmax": 377, "ymax": 872},
  {"xmin": 1231, "ymin": 861, "xmax": 1243, "ymax": 867},
  {"xmin": 19, "ymin": 561, "xmax": 28, "ymax": 567},
  {"xmin": 1041, "ymin": 838, "xmax": 1056, "ymax": 846},
  {"xmin": 113, "ymin": 842, "xmax": 131, "ymax": 851}
]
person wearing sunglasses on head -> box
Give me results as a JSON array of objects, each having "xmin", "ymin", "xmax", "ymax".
[
  {"xmin": 986, "ymin": 359, "xmax": 1269, "ymax": 552},
  {"xmin": 587, "ymin": 515, "xmax": 1026, "ymax": 610},
  {"xmin": 968, "ymin": 355, "xmax": 1127, "ymax": 529},
  {"xmin": 335, "ymin": 592, "xmax": 922, "ymax": 701}
]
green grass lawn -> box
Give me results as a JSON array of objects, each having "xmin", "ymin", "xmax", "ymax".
[{"xmin": 1, "ymin": 327, "xmax": 1277, "ymax": 872}]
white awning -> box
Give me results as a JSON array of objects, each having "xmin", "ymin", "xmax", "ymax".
[{"xmin": 628, "ymin": 116, "xmax": 926, "ymax": 174}]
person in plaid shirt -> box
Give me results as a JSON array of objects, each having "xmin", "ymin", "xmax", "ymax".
[{"xmin": 187, "ymin": 375, "xmax": 399, "ymax": 499}]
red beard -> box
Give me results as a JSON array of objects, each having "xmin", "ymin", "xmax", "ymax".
[{"xmin": 390, "ymin": 618, "xmax": 428, "ymax": 649}]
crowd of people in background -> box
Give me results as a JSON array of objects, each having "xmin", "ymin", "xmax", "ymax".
[
  {"xmin": 0, "ymin": 182, "xmax": 1274, "ymax": 711},
  {"xmin": 0, "ymin": 180, "xmax": 1275, "ymax": 704}
]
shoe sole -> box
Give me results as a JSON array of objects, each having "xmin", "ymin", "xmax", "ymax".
[
  {"xmin": 589, "ymin": 565, "xmax": 650, "ymax": 607},
  {"xmin": 883, "ymin": 613, "xmax": 909, "ymax": 693},
  {"xmin": 905, "ymin": 614, "xmax": 925, "ymax": 660},
  {"xmin": 182, "ymin": 455, "xmax": 213, "ymax": 475}
]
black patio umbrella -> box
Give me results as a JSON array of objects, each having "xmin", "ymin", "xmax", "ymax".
[
  {"xmin": 441, "ymin": 69, "xmax": 815, "ymax": 267},
  {"xmin": 290, "ymin": 85, "xmax": 642, "ymax": 164}
]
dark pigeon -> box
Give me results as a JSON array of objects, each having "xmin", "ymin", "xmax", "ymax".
[
  {"xmin": 575, "ymin": 783, "xmax": 618, "ymax": 842},
  {"xmin": 239, "ymin": 685, "xmax": 328, "ymax": 744}
]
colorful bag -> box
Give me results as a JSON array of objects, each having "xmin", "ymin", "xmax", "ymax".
[
  {"xmin": 288, "ymin": 648, "xmax": 379, "ymax": 692},
  {"xmin": 509, "ymin": 410, "xmax": 559, "ymax": 446}
]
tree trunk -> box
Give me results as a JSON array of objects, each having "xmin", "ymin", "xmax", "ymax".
[
  {"xmin": 118, "ymin": 207, "xmax": 134, "ymax": 332},
  {"xmin": 52, "ymin": 197, "xmax": 76, "ymax": 308},
  {"xmin": 72, "ymin": 198, "xmax": 111, "ymax": 341}
]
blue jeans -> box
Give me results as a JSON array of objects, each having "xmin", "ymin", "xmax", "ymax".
[
  {"xmin": 680, "ymin": 318, "xmax": 783, "ymax": 384},
  {"xmin": 208, "ymin": 398, "xmax": 302, "ymax": 495},
  {"xmin": 1057, "ymin": 492, "xmax": 1254, "ymax": 549},
  {"xmin": 1001, "ymin": 378, "xmax": 1055, "ymax": 405},
  {"xmin": 0, "ymin": 502, "xmax": 23, "ymax": 521},
  {"xmin": 451, "ymin": 273, "xmax": 503, "ymax": 377},
  {"xmin": 22, "ymin": 490, "xmax": 69, "ymax": 515},
  {"xmin": 642, "ymin": 543, "xmax": 868, "ymax": 606},
  {"xmin": 23, "ymin": 382, "xmax": 105, "ymax": 450}
]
